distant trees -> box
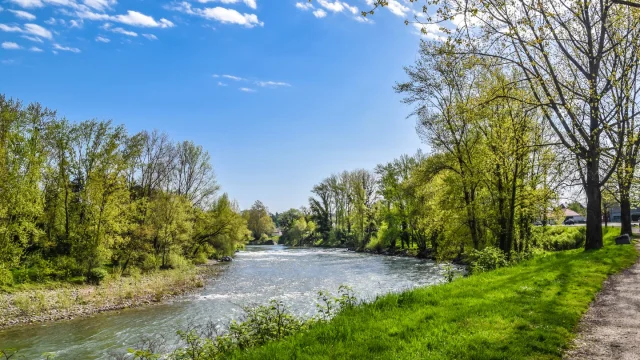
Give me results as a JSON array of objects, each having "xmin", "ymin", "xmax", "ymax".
[
  {"xmin": 0, "ymin": 95, "xmax": 249, "ymax": 285},
  {"xmin": 243, "ymin": 201, "xmax": 276, "ymax": 241}
]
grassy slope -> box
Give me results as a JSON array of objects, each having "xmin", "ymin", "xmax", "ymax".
[{"xmin": 232, "ymin": 229, "xmax": 637, "ymax": 360}]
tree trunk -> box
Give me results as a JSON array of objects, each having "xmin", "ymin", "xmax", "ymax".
[
  {"xmin": 620, "ymin": 195, "xmax": 632, "ymax": 236},
  {"xmin": 584, "ymin": 154, "xmax": 603, "ymax": 250}
]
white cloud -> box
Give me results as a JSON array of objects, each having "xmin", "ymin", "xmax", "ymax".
[
  {"xmin": 354, "ymin": 15, "xmax": 372, "ymax": 23},
  {"xmin": 364, "ymin": 0, "xmax": 407, "ymax": 17},
  {"xmin": 0, "ymin": 24, "xmax": 24, "ymax": 33},
  {"xmin": 69, "ymin": 19, "xmax": 83, "ymax": 28},
  {"xmin": 313, "ymin": 9, "xmax": 327, "ymax": 18},
  {"xmin": 95, "ymin": 35, "xmax": 110, "ymax": 42},
  {"xmin": 197, "ymin": 0, "xmax": 257, "ymax": 10},
  {"xmin": 83, "ymin": 0, "xmax": 116, "ymax": 11},
  {"xmin": 9, "ymin": 9, "xmax": 36, "ymax": 20},
  {"xmin": 222, "ymin": 74, "xmax": 245, "ymax": 81},
  {"xmin": 22, "ymin": 35, "xmax": 43, "ymax": 42},
  {"xmin": 217, "ymin": 81, "xmax": 227, "ymax": 86},
  {"xmin": 111, "ymin": 27, "xmax": 138, "ymax": 36},
  {"xmin": 412, "ymin": 23, "xmax": 446, "ymax": 41},
  {"xmin": 171, "ymin": 2, "xmax": 263, "ymax": 28},
  {"xmin": 0, "ymin": 23, "xmax": 53, "ymax": 40},
  {"xmin": 24, "ymin": 23, "xmax": 53, "ymax": 39},
  {"xmin": 8, "ymin": 0, "xmax": 83, "ymax": 9},
  {"xmin": 2, "ymin": 42, "xmax": 22, "ymax": 50},
  {"xmin": 8, "ymin": 0, "xmax": 43, "ymax": 8},
  {"xmin": 0, "ymin": 6, "xmax": 3, "ymax": 11},
  {"xmin": 256, "ymin": 81, "xmax": 291, "ymax": 87},
  {"xmin": 142, "ymin": 33, "xmax": 158, "ymax": 40},
  {"xmin": 239, "ymin": 87, "xmax": 255, "ymax": 92},
  {"xmin": 212, "ymin": 74, "xmax": 219, "ymax": 78},
  {"xmin": 53, "ymin": 43, "xmax": 81, "ymax": 52},
  {"xmin": 29, "ymin": 46, "xmax": 43, "ymax": 52},
  {"xmin": 295, "ymin": 2, "xmax": 313, "ymax": 10},
  {"xmin": 78, "ymin": 10, "xmax": 175, "ymax": 28},
  {"xmin": 44, "ymin": 17, "xmax": 56, "ymax": 25},
  {"xmin": 318, "ymin": 0, "xmax": 343, "ymax": 12}
]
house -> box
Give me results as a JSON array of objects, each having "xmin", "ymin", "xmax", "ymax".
[
  {"xmin": 562, "ymin": 209, "xmax": 586, "ymax": 223},
  {"xmin": 607, "ymin": 206, "xmax": 640, "ymax": 222}
]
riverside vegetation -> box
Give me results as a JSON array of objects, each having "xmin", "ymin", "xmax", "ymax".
[
  {"xmin": 93, "ymin": 228, "xmax": 631, "ymax": 360},
  {"xmin": 0, "ymin": 95, "xmax": 269, "ymax": 327}
]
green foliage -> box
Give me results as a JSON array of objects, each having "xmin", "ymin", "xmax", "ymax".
[
  {"xmin": 0, "ymin": 95, "xmax": 249, "ymax": 286},
  {"xmin": 87, "ymin": 268, "xmax": 109, "ymax": 285},
  {"xmin": 533, "ymin": 226, "xmax": 586, "ymax": 251},
  {"xmin": 232, "ymin": 231, "xmax": 637, "ymax": 359},
  {"xmin": 467, "ymin": 246, "xmax": 508, "ymax": 274}
]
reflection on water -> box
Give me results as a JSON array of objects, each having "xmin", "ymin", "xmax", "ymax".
[{"xmin": 0, "ymin": 245, "xmax": 448, "ymax": 359}]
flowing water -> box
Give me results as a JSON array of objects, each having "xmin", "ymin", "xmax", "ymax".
[{"xmin": 0, "ymin": 245, "xmax": 449, "ymax": 359}]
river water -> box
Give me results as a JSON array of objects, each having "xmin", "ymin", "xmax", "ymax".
[{"xmin": 0, "ymin": 245, "xmax": 448, "ymax": 359}]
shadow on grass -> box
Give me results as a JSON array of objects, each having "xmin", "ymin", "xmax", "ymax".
[{"xmin": 231, "ymin": 232, "xmax": 637, "ymax": 360}]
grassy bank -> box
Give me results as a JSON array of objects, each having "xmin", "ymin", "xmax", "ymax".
[
  {"xmin": 232, "ymin": 229, "xmax": 637, "ymax": 360},
  {"xmin": 0, "ymin": 263, "xmax": 220, "ymax": 329}
]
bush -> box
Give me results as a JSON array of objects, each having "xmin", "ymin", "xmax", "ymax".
[
  {"xmin": 168, "ymin": 253, "xmax": 192, "ymax": 270},
  {"xmin": 533, "ymin": 226, "xmax": 586, "ymax": 251},
  {"xmin": 468, "ymin": 247, "xmax": 508, "ymax": 274},
  {"xmin": 0, "ymin": 266, "xmax": 13, "ymax": 286},
  {"xmin": 87, "ymin": 268, "xmax": 108, "ymax": 285},
  {"xmin": 193, "ymin": 251, "xmax": 209, "ymax": 265}
]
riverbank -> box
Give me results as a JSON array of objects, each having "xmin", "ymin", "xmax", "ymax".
[
  {"xmin": 0, "ymin": 263, "xmax": 221, "ymax": 330},
  {"xmin": 232, "ymin": 230, "xmax": 638, "ymax": 359}
]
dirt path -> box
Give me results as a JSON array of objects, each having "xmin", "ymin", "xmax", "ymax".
[{"xmin": 565, "ymin": 241, "xmax": 640, "ymax": 360}]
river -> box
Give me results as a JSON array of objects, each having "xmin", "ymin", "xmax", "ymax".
[{"xmin": 0, "ymin": 245, "xmax": 449, "ymax": 359}]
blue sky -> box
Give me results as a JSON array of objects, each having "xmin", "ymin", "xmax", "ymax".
[{"xmin": 0, "ymin": 0, "xmax": 445, "ymax": 212}]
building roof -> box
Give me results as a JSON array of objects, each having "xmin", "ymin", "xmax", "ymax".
[{"xmin": 563, "ymin": 209, "xmax": 581, "ymax": 217}]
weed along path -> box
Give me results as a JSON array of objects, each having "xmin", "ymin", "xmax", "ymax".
[{"xmin": 566, "ymin": 241, "xmax": 640, "ymax": 360}]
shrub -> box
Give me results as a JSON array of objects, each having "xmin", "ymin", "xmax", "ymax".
[
  {"xmin": 0, "ymin": 266, "xmax": 13, "ymax": 287},
  {"xmin": 193, "ymin": 252, "xmax": 209, "ymax": 265},
  {"xmin": 87, "ymin": 268, "xmax": 108, "ymax": 285},
  {"xmin": 533, "ymin": 226, "xmax": 586, "ymax": 251},
  {"xmin": 468, "ymin": 246, "xmax": 508, "ymax": 274},
  {"xmin": 168, "ymin": 253, "xmax": 192, "ymax": 270}
]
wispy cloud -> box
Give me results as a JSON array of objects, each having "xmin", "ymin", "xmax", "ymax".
[
  {"xmin": 239, "ymin": 87, "xmax": 256, "ymax": 92},
  {"xmin": 142, "ymin": 33, "xmax": 158, "ymax": 40},
  {"xmin": 53, "ymin": 43, "xmax": 81, "ymax": 53},
  {"xmin": 111, "ymin": 27, "xmax": 138, "ymax": 36},
  {"xmin": 217, "ymin": 82, "xmax": 227, "ymax": 86},
  {"xmin": 95, "ymin": 36, "xmax": 110, "ymax": 42},
  {"xmin": 77, "ymin": 10, "xmax": 175, "ymax": 28},
  {"xmin": 2, "ymin": 42, "xmax": 22, "ymax": 50},
  {"xmin": 221, "ymin": 74, "xmax": 245, "ymax": 81},
  {"xmin": 256, "ymin": 81, "xmax": 291, "ymax": 87},
  {"xmin": 9, "ymin": 9, "xmax": 36, "ymax": 20},
  {"xmin": 196, "ymin": 0, "xmax": 257, "ymax": 10},
  {"xmin": 22, "ymin": 35, "xmax": 43, "ymax": 43},
  {"xmin": 313, "ymin": 9, "xmax": 327, "ymax": 18},
  {"xmin": 295, "ymin": 2, "xmax": 314, "ymax": 10},
  {"xmin": 0, "ymin": 23, "xmax": 53, "ymax": 40},
  {"xmin": 29, "ymin": 46, "xmax": 43, "ymax": 52}
]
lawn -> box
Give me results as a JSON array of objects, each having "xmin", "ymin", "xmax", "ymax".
[{"xmin": 231, "ymin": 229, "xmax": 637, "ymax": 360}]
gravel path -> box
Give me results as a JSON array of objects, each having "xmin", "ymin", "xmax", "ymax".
[{"xmin": 565, "ymin": 241, "xmax": 640, "ymax": 360}]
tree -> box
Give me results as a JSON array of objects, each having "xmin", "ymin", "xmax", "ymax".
[
  {"xmin": 370, "ymin": 0, "xmax": 640, "ymax": 249},
  {"xmin": 244, "ymin": 201, "xmax": 276, "ymax": 241}
]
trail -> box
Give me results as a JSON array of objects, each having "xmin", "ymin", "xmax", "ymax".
[{"xmin": 565, "ymin": 234, "xmax": 640, "ymax": 360}]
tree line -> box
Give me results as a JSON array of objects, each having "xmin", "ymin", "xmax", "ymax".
[
  {"xmin": 0, "ymin": 95, "xmax": 250, "ymax": 285},
  {"xmin": 276, "ymin": 0, "xmax": 640, "ymax": 258}
]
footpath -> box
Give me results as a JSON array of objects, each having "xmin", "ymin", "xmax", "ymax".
[{"xmin": 565, "ymin": 234, "xmax": 640, "ymax": 360}]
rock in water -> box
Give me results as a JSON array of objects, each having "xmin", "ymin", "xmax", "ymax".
[
  {"xmin": 615, "ymin": 234, "xmax": 631, "ymax": 245},
  {"xmin": 220, "ymin": 256, "xmax": 233, "ymax": 262}
]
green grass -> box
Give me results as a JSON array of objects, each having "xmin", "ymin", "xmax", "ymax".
[{"xmin": 231, "ymin": 229, "xmax": 637, "ymax": 360}]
